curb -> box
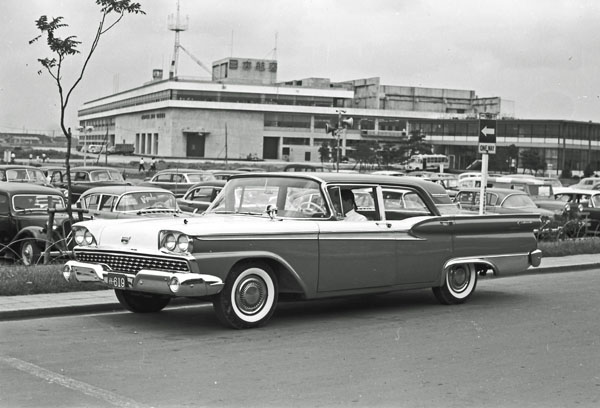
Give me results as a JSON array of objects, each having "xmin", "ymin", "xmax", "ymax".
[{"xmin": 1, "ymin": 263, "xmax": 599, "ymax": 321}]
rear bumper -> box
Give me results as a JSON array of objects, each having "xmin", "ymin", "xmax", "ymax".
[{"xmin": 63, "ymin": 260, "xmax": 224, "ymax": 297}]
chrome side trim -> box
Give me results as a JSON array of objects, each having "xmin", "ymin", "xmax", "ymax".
[{"xmin": 442, "ymin": 250, "xmax": 542, "ymax": 282}]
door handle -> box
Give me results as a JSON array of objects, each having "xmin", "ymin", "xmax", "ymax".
[
  {"xmin": 518, "ymin": 220, "xmax": 533, "ymax": 225},
  {"xmin": 440, "ymin": 220, "xmax": 455, "ymax": 226},
  {"xmin": 376, "ymin": 222, "xmax": 391, "ymax": 228}
]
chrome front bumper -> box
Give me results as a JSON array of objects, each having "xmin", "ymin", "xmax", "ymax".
[{"xmin": 63, "ymin": 260, "xmax": 224, "ymax": 297}]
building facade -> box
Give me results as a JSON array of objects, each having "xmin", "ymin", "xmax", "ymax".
[{"xmin": 77, "ymin": 57, "xmax": 600, "ymax": 174}]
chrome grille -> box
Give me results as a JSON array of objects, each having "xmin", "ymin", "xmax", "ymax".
[{"xmin": 75, "ymin": 251, "xmax": 189, "ymax": 274}]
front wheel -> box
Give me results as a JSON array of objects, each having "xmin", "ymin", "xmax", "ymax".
[
  {"xmin": 20, "ymin": 239, "xmax": 41, "ymax": 266},
  {"xmin": 213, "ymin": 262, "xmax": 278, "ymax": 329},
  {"xmin": 432, "ymin": 263, "xmax": 477, "ymax": 305},
  {"xmin": 115, "ymin": 290, "xmax": 171, "ymax": 313}
]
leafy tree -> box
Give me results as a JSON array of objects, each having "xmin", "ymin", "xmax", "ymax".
[
  {"xmin": 318, "ymin": 141, "xmax": 331, "ymax": 164},
  {"xmin": 520, "ymin": 149, "xmax": 546, "ymax": 175},
  {"xmin": 404, "ymin": 129, "xmax": 432, "ymax": 156},
  {"xmin": 29, "ymin": 0, "xmax": 145, "ymax": 217},
  {"xmin": 354, "ymin": 140, "xmax": 380, "ymax": 171}
]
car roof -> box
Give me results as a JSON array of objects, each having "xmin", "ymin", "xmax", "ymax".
[
  {"xmin": 229, "ymin": 172, "xmax": 449, "ymax": 196},
  {"xmin": 0, "ymin": 165, "xmax": 45, "ymax": 170},
  {"xmin": 81, "ymin": 185, "xmax": 174, "ymax": 195},
  {"xmin": 457, "ymin": 187, "xmax": 527, "ymax": 195},
  {"xmin": 0, "ymin": 182, "xmax": 63, "ymax": 195},
  {"xmin": 555, "ymin": 188, "xmax": 600, "ymax": 195},
  {"xmin": 70, "ymin": 166, "xmax": 120, "ymax": 172},
  {"xmin": 186, "ymin": 180, "xmax": 227, "ymax": 189},
  {"xmin": 154, "ymin": 168, "xmax": 211, "ymax": 173}
]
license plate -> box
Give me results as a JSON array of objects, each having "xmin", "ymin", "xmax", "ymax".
[{"xmin": 107, "ymin": 273, "xmax": 128, "ymax": 289}]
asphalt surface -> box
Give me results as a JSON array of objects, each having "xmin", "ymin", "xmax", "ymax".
[{"xmin": 0, "ymin": 254, "xmax": 598, "ymax": 320}]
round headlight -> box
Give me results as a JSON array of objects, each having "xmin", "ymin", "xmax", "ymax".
[
  {"xmin": 168, "ymin": 277, "xmax": 180, "ymax": 293},
  {"xmin": 84, "ymin": 230, "xmax": 94, "ymax": 245},
  {"xmin": 164, "ymin": 233, "xmax": 176, "ymax": 251},
  {"xmin": 74, "ymin": 229, "xmax": 85, "ymax": 245},
  {"xmin": 177, "ymin": 235, "xmax": 191, "ymax": 252},
  {"xmin": 564, "ymin": 203, "xmax": 570, "ymax": 212}
]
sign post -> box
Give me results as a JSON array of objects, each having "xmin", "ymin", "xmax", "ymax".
[{"xmin": 478, "ymin": 119, "xmax": 496, "ymax": 215}]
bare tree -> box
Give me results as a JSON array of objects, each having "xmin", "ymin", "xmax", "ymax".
[{"xmin": 29, "ymin": 0, "xmax": 145, "ymax": 218}]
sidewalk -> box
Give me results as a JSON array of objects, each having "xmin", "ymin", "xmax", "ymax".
[{"xmin": 1, "ymin": 255, "xmax": 599, "ymax": 320}]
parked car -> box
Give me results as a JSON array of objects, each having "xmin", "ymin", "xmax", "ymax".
[
  {"xmin": 568, "ymin": 176, "xmax": 600, "ymax": 190},
  {"xmin": 63, "ymin": 173, "xmax": 542, "ymax": 329},
  {"xmin": 77, "ymin": 186, "xmax": 181, "ymax": 219},
  {"xmin": 0, "ymin": 183, "xmax": 71, "ymax": 265},
  {"xmin": 177, "ymin": 180, "xmax": 226, "ymax": 213},
  {"xmin": 40, "ymin": 166, "xmax": 66, "ymax": 184},
  {"xmin": 52, "ymin": 166, "xmax": 130, "ymax": 202},
  {"xmin": 107, "ymin": 143, "xmax": 135, "ymax": 155},
  {"xmin": 208, "ymin": 170, "xmax": 247, "ymax": 181},
  {"xmin": 0, "ymin": 164, "xmax": 54, "ymax": 187},
  {"xmin": 139, "ymin": 169, "xmax": 216, "ymax": 197},
  {"xmin": 454, "ymin": 187, "xmax": 558, "ymax": 218},
  {"xmin": 550, "ymin": 189, "xmax": 600, "ymax": 234}
]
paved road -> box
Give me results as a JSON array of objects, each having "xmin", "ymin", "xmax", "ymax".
[{"xmin": 1, "ymin": 270, "xmax": 599, "ymax": 408}]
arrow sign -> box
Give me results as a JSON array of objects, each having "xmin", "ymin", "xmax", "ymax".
[{"xmin": 481, "ymin": 126, "xmax": 495, "ymax": 137}]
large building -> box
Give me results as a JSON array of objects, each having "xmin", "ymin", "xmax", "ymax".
[{"xmin": 77, "ymin": 56, "xmax": 600, "ymax": 174}]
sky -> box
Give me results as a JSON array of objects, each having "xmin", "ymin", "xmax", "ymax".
[{"xmin": 2, "ymin": 0, "xmax": 600, "ymax": 135}]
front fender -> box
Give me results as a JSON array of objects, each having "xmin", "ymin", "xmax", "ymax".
[
  {"xmin": 13, "ymin": 226, "xmax": 47, "ymax": 243},
  {"xmin": 194, "ymin": 250, "xmax": 309, "ymax": 295}
]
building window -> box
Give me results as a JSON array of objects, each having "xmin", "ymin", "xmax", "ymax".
[
  {"xmin": 269, "ymin": 62, "xmax": 277, "ymax": 72},
  {"xmin": 230, "ymin": 59, "xmax": 238, "ymax": 70},
  {"xmin": 242, "ymin": 61, "xmax": 252, "ymax": 70},
  {"xmin": 305, "ymin": 152, "xmax": 311, "ymax": 161},
  {"xmin": 256, "ymin": 61, "xmax": 265, "ymax": 71}
]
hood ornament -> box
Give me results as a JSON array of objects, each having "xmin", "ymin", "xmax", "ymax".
[{"xmin": 121, "ymin": 236, "xmax": 131, "ymax": 245}]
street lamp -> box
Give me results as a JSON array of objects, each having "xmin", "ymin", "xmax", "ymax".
[
  {"xmin": 324, "ymin": 110, "xmax": 353, "ymax": 172},
  {"xmin": 77, "ymin": 125, "xmax": 94, "ymax": 167}
]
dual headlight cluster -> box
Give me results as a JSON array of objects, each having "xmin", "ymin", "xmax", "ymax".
[
  {"xmin": 159, "ymin": 230, "xmax": 193, "ymax": 254},
  {"xmin": 73, "ymin": 226, "xmax": 97, "ymax": 247}
]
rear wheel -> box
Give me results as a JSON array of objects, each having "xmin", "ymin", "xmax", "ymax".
[
  {"xmin": 115, "ymin": 290, "xmax": 171, "ymax": 313},
  {"xmin": 20, "ymin": 239, "xmax": 41, "ymax": 266},
  {"xmin": 213, "ymin": 262, "xmax": 278, "ymax": 329},
  {"xmin": 432, "ymin": 263, "xmax": 477, "ymax": 304}
]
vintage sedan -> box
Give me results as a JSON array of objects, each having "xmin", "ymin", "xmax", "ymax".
[
  {"xmin": 63, "ymin": 173, "xmax": 542, "ymax": 329},
  {"xmin": 176, "ymin": 180, "xmax": 226, "ymax": 213},
  {"xmin": 0, "ymin": 183, "xmax": 70, "ymax": 265},
  {"xmin": 550, "ymin": 189, "xmax": 600, "ymax": 234},
  {"xmin": 52, "ymin": 166, "xmax": 130, "ymax": 202},
  {"xmin": 139, "ymin": 168, "xmax": 216, "ymax": 197},
  {"xmin": 0, "ymin": 164, "xmax": 54, "ymax": 187},
  {"xmin": 77, "ymin": 186, "xmax": 181, "ymax": 219}
]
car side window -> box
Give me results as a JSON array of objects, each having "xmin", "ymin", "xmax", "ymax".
[
  {"xmin": 99, "ymin": 195, "xmax": 116, "ymax": 210},
  {"xmin": 154, "ymin": 173, "xmax": 171, "ymax": 182},
  {"xmin": 173, "ymin": 174, "xmax": 185, "ymax": 183},
  {"xmin": 382, "ymin": 188, "xmax": 432, "ymax": 220},
  {"xmin": 190, "ymin": 187, "xmax": 213, "ymax": 202},
  {"xmin": 83, "ymin": 194, "xmax": 101, "ymax": 210},
  {"xmin": 0, "ymin": 193, "xmax": 9, "ymax": 214},
  {"xmin": 74, "ymin": 172, "xmax": 89, "ymax": 181}
]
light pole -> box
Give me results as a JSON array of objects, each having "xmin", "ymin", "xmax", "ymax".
[{"xmin": 77, "ymin": 125, "xmax": 94, "ymax": 167}]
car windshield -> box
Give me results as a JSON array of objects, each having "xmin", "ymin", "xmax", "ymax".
[
  {"xmin": 208, "ymin": 176, "xmax": 329, "ymax": 218},
  {"xmin": 502, "ymin": 194, "xmax": 537, "ymax": 209},
  {"xmin": 89, "ymin": 169, "xmax": 125, "ymax": 182},
  {"xmin": 115, "ymin": 191, "xmax": 178, "ymax": 212},
  {"xmin": 13, "ymin": 194, "xmax": 66, "ymax": 211},
  {"xmin": 6, "ymin": 169, "xmax": 47, "ymax": 183}
]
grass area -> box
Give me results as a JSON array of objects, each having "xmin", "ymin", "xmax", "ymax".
[
  {"xmin": 0, "ymin": 238, "xmax": 598, "ymax": 296},
  {"xmin": 538, "ymin": 237, "xmax": 600, "ymax": 257},
  {"xmin": 0, "ymin": 264, "xmax": 107, "ymax": 296}
]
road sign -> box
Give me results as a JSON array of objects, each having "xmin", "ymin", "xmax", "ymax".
[{"xmin": 479, "ymin": 119, "xmax": 496, "ymax": 155}]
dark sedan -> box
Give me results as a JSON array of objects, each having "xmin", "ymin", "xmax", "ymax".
[{"xmin": 52, "ymin": 166, "xmax": 130, "ymax": 202}]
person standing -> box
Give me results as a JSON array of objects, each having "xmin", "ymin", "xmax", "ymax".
[
  {"xmin": 139, "ymin": 157, "xmax": 145, "ymax": 172},
  {"xmin": 150, "ymin": 157, "xmax": 156, "ymax": 172}
]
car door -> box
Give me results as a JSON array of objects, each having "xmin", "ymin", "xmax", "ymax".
[
  {"xmin": 380, "ymin": 187, "xmax": 453, "ymax": 285},
  {"xmin": 0, "ymin": 192, "xmax": 17, "ymax": 249},
  {"xmin": 317, "ymin": 185, "xmax": 397, "ymax": 292}
]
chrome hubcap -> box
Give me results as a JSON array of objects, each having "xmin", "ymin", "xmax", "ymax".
[
  {"xmin": 449, "ymin": 266, "xmax": 469, "ymax": 293},
  {"xmin": 235, "ymin": 276, "xmax": 267, "ymax": 315}
]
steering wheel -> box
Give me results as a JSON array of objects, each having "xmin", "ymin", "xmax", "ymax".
[{"xmin": 299, "ymin": 201, "xmax": 326, "ymax": 214}]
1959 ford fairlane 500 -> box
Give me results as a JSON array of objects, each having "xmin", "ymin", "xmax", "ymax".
[{"xmin": 63, "ymin": 173, "xmax": 542, "ymax": 329}]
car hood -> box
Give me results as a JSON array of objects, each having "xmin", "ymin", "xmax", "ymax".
[{"xmin": 76, "ymin": 213, "xmax": 322, "ymax": 252}]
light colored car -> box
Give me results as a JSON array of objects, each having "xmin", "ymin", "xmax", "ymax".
[
  {"xmin": 569, "ymin": 177, "xmax": 600, "ymax": 190},
  {"xmin": 140, "ymin": 169, "xmax": 216, "ymax": 197},
  {"xmin": 63, "ymin": 173, "xmax": 542, "ymax": 329},
  {"xmin": 77, "ymin": 185, "xmax": 180, "ymax": 219}
]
